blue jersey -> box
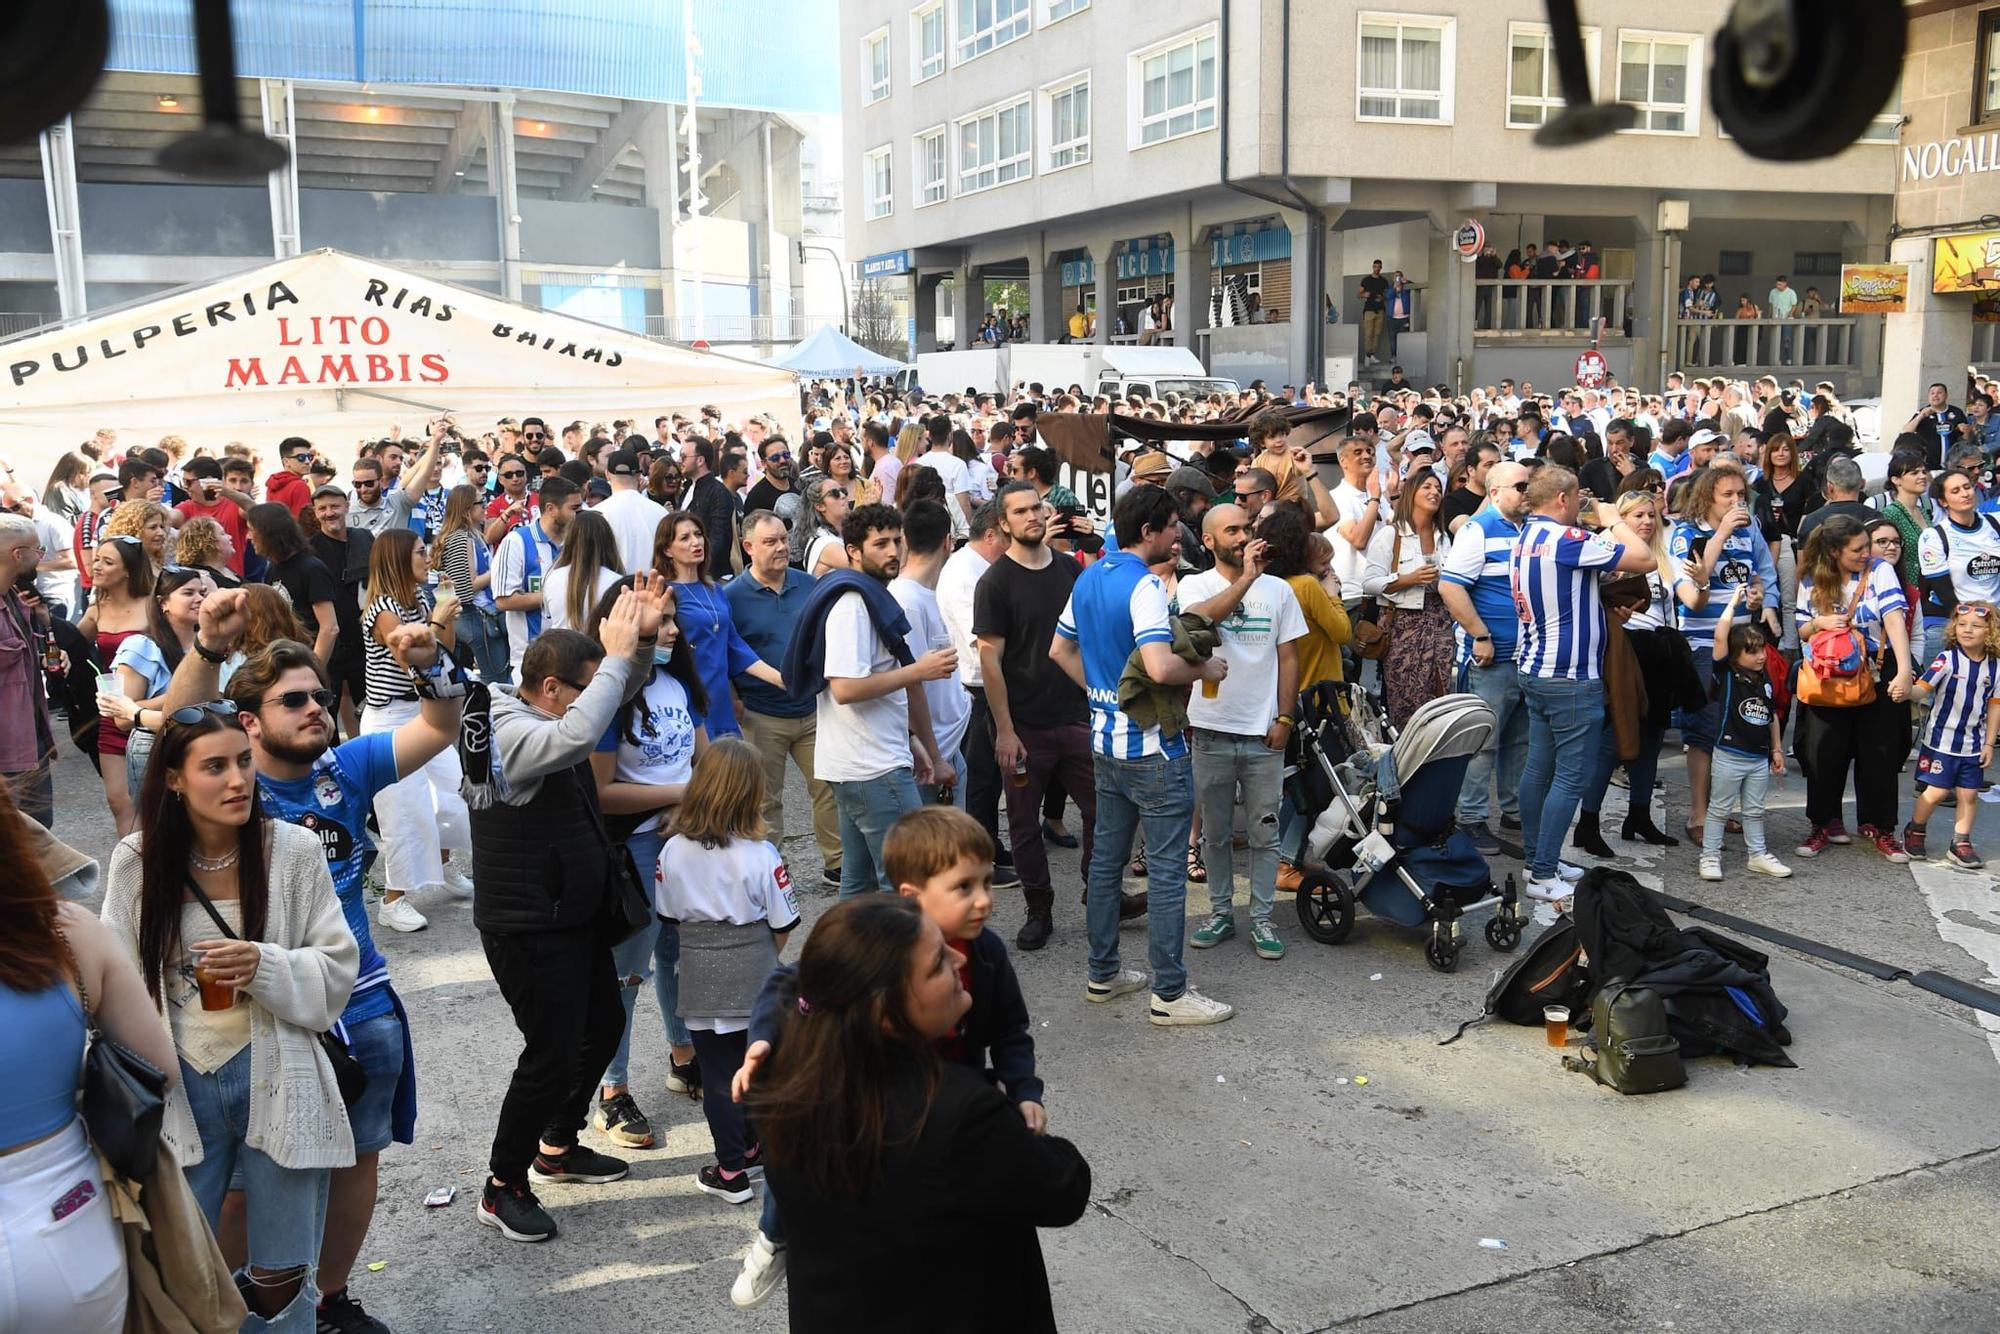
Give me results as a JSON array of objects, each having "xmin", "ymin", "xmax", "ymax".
[
  {"xmin": 256, "ymin": 731, "xmax": 401, "ymax": 1024},
  {"xmin": 1920, "ymin": 646, "xmax": 2000, "ymax": 756},
  {"xmin": 1441, "ymin": 506, "xmax": 1522, "ymax": 661},
  {"xmin": 1511, "ymin": 516, "xmax": 1623, "ymax": 681},
  {"xmin": 1649, "ymin": 448, "xmax": 1691, "ymax": 482},
  {"xmin": 1055, "ymin": 549, "xmax": 1183, "ymax": 759},
  {"xmin": 1668, "ymin": 519, "xmax": 1779, "ymax": 649}
]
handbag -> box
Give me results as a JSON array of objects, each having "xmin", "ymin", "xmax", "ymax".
[
  {"xmin": 1795, "ymin": 574, "xmax": 1875, "ymax": 709},
  {"xmin": 573, "ymin": 765, "xmax": 655, "ymax": 944},
  {"xmin": 1352, "ymin": 527, "xmax": 1402, "ymax": 661},
  {"xmin": 183, "ymin": 877, "xmax": 367, "ymax": 1107},
  {"xmin": 57, "ymin": 927, "xmax": 169, "ymax": 1181}
]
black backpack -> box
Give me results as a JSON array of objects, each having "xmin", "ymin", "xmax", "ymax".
[
  {"xmin": 1439, "ymin": 917, "xmax": 1591, "ymax": 1045},
  {"xmin": 1567, "ymin": 981, "xmax": 1688, "ymax": 1095}
]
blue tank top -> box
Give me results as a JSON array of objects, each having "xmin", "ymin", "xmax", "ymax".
[{"xmin": 0, "ymin": 978, "xmax": 86, "ymax": 1149}]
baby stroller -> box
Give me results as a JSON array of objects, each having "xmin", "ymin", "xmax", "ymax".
[{"xmin": 1285, "ymin": 681, "xmax": 1523, "ymax": 972}]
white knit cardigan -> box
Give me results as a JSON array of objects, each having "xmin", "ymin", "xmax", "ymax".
[{"xmin": 100, "ymin": 821, "xmax": 360, "ymax": 1171}]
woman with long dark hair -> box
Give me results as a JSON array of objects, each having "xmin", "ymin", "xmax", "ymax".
[
  {"xmin": 656, "ymin": 513, "xmax": 783, "ymax": 740},
  {"xmin": 748, "ymin": 896, "xmax": 1089, "ymax": 1333},
  {"xmin": 248, "ymin": 503, "xmax": 338, "ymax": 667},
  {"xmin": 543, "ymin": 508, "xmax": 623, "ymax": 633},
  {"xmin": 79, "ymin": 535, "xmax": 155, "ymax": 836},
  {"xmin": 587, "ymin": 576, "xmax": 710, "ymax": 1149},
  {"xmin": 1755, "ymin": 430, "xmax": 1821, "ymax": 656},
  {"xmin": 0, "ymin": 786, "xmax": 174, "ymax": 1332},
  {"xmin": 42, "ymin": 450, "xmax": 91, "ymax": 525},
  {"xmin": 1362, "ymin": 469, "xmax": 1453, "ymax": 729},
  {"xmin": 99, "ymin": 565, "xmax": 212, "ymax": 807},
  {"xmin": 100, "ymin": 707, "xmax": 358, "ymax": 1332}
]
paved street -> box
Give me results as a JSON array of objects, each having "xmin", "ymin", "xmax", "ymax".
[{"xmin": 47, "ymin": 737, "xmax": 2000, "ymax": 1333}]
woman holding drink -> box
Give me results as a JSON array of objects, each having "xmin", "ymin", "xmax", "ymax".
[{"xmin": 1363, "ymin": 470, "xmax": 1453, "ymax": 730}]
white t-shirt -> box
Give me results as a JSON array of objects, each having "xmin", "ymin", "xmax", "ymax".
[
  {"xmin": 1178, "ymin": 569, "xmax": 1308, "ymax": 735},
  {"xmin": 814, "ymin": 589, "xmax": 911, "ymax": 782},
  {"xmin": 595, "ymin": 488, "xmax": 666, "ymax": 579},
  {"xmin": 654, "ymin": 835, "xmax": 800, "ymax": 1034},
  {"xmin": 1326, "ymin": 481, "xmax": 1379, "ymax": 593},
  {"xmin": 540, "ymin": 565, "xmax": 622, "ymax": 632},
  {"xmin": 912, "ymin": 449, "xmax": 973, "ymax": 500},
  {"xmin": 891, "ymin": 576, "xmax": 971, "ymax": 762},
  {"xmin": 936, "ymin": 544, "xmax": 991, "ymax": 686},
  {"xmin": 606, "ymin": 669, "xmax": 698, "ymax": 785},
  {"xmin": 492, "ymin": 518, "xmax": 562, "ymax": 672}
]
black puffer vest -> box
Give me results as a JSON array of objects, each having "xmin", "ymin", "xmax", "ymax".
[{"xmin": 470, "ymin": 759, "xmax": 612, "ymax": 934}]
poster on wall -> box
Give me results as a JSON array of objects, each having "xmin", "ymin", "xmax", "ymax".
[
  {"xmin": 1932, "ymin": 230, "xmax": 2000, "ymax": 293},
  {"xmin": 1837, "ymin": 263, "xmax": 1910, "ymax": 313}
]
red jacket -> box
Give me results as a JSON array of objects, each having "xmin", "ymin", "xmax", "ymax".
[{"xmin": 264, "ymin": 469, "xmax": 312, "ymax": 518}]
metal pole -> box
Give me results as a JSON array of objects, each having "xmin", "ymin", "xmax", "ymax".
[
  {"xmin": 39, "ymin": 117, "xmax": 86, "ymax": 319},
  {"xmin": 683, "ymin": 0, "xmax": 704, "ymax": 343}
]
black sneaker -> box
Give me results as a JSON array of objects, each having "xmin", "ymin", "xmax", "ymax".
[
  {"xmin": 1014, "ymin": 912, "xmax": 1053, "ymax": 952},
  {"xmin": 530, "ymin": 1144, "xmax": 629, "ymax": 1184},
  {"xmin": 478, "ymin": 1180, "xmax": 556, "ymax": 1243},
  {"xmin": 666, "ymin": 1056, "xmax": 702, "ymax": 1101},
  {"xmin": 696, "ymin": 1162, "xmax": 755, "ymax": 1204},
  {"xmin": 742, "ymin": 1140, "xmax": 764, "ymax": 1179},
  {"xmin": 1499, "ymin": 813, "xmax": 1522, "ymax": 832},
  {"xmin": 991, "ymin": 858, "xmax": 1022, "ymax": 890},
  {"xmin": 592, "ymin": 1091, "xmax": 655, "ymax": 1148},
  {"xmin": 1117, "ymin": 891, "xmax": 1149, "ymax": 921},
  {"xmin": 317, "ymin": 1287, "xmax": 391, "ymax": 1333},
  {"xmin": 819, "ymin": 866, "xmax": 842, "ymax": 892}
]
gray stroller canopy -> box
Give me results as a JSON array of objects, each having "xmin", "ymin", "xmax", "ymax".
[{"xmin": 1390, "ymin": 694, "xmax": 1495, "ymax": 783}]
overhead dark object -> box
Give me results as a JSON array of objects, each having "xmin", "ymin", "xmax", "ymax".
[
  {"xmin": 1531, "ymin": 0, "xmax": 1636, "ymax": 147},
  {"xmin": 1710, "ymin": 0, "xmax": 1906, "ymax": 161},
  {"xmin": 159, "ymin": 0, "xmax": 288, "ymax": 179},
  {"xmin": 0, "ymin": 0, "xmax": 110, "ymax": 145}
]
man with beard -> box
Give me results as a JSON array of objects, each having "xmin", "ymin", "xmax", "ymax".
[
  {"xmin": 160, "ymin": 586, "xmax": 463, "ymax": 1333},
  {"xmin": 815, "ymin": 502, "xmax": 958, "ymax": 898},
  {"xmin": 494, "ymin": 475, "xmax": 583, "ymax": 678},
  {"xmin": 742, "ymin": 434, "xmax": 800, "ymax": 527},
  {"xmin": 310, "ymin": 484, "xmax": 376, "ymax": 741}
]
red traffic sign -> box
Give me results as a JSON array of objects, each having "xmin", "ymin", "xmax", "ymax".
[{"xmin": 1574, "ymin": 348, "xmax": 1608, "ymax": 388}]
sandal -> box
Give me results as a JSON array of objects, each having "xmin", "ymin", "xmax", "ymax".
[
  {"xmin": 1186, "ymin": 848, "xmax": 1207, "ymax": 883},
  {"xmin": 1128, "ymin": 854, "xmax": 1147, "ymax": 878}
]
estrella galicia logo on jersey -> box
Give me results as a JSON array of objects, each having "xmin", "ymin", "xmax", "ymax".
[
  {"xmin": 1719, "ymin": 559, "xmax": 1753, "ymax": 586},
  {"xmin": 295, "ymin": 811, "xmax": 353, "ymax": 866},
  {"xmin": 1967, "ymin": 553, "xmax": 2000, "ymax": 579},
  {"xmin": 1740, "ymin": 697, "xmax": 1772, "ymax": 728}
]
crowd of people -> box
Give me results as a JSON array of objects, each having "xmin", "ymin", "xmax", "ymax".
[{"xmin": 4, "ymin": 358, "xmax": 2000, "ymax": 1333}]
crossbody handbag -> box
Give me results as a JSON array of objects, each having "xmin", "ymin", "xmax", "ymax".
[
  {"xmin": 56, "ymin": 926, "xmax": 169, "ymax": 1181},
  {"xmin": 1352, "ymin": 526, "xmax": 1403, "ymax": 661},
  {"xmin": 183, "ymin": 876, "xmax": 367, "ymax": 1107},
  {"xmin": 571, "ymin": 765, "xmax": 656, "ymax": 944},
  {"xmin": 1795, "ymin": 573, "xmax": 1874, "ymax": 709}
]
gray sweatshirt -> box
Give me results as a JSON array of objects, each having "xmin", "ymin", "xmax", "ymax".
[{"xmin": 475, "ymin": 642, "xmax": 650, "ymax": 807}]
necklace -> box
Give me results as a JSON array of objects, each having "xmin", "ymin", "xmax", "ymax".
[{"xmin": 189, "ymin": 846, "xmax": 239, "ymax": 873}]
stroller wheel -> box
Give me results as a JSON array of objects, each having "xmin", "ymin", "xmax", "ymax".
[
  {"xmin": 1424, "ymin": 934, "xmax": 1463, "ymax": 973},
  {"xmin": 1485, "ymin": 915, "xmax": 1523, "ymax": 953},
  {"xmin": 1295, "ymin": 871, "xmax": 1355, "ymax": 944}
]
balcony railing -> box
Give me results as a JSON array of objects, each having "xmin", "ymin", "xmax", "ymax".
[
  {"xmin": 643, "ymin": 314, "xmax": 813, "ymax": 344},
  {"xmin": 1475, "ymin": 280, "xmax": 1631, "ymax": 335},
  {"xmin": 1675, "ymin": 318, "xmax": 1860, "ymax": 373}
]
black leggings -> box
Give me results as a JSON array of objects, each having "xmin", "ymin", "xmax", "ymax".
[
  {"xmin": 1797, "ymin": 692, "xmax": 1912, "ymax": 830},
  {"xmin": 689, "ymin": 1028, "xmax": 752, "ymax": 1171}
]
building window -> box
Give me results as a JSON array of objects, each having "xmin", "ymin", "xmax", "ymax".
[
  {"xmin": 1046, "ymin": 0, "xmax": 1088, "ymax": 20},
  {"xmin": 863, "ymin": 27, "xmax": 891, "ymax": 105},
  {"xmin": 1617, "ymin": 32, "xmax": 1699, "ymax": 133},
  {"xmin": 955, "ymin": 0, "xmax": 1030, "ymax": 64},
  {"xmin": 1718, "ymin": 249, "xmax": 1751, "ymax": 277},
  {"xmin": 915, "ymin": 127, "xmax": 947, "ymax": 206},
  {"xmin": 1358, "ymin": 14, "xmax": 1452, "ymax": 123},
  {"xmin": 1134, "ymin": 27, "xmax": 1217, "ymax": 146},
  {"xmin": 1858, "ymin": 83, "xmax": 1902, "ymax": 142},
  {"xmin": 1792, "ymin": 252, "xmax": 1843, "ymax": 278},
  {"xmin": 957, "ymin": 97, "xmax": 1031, "ymax": 194},
  {"xmin": 865, "ymin": 146, "xmax": 893, "ymax": 219},
  {"xmin": 1982, "ymin": 11, "xmax": 2000, "ymax": 123},
  {"xmin": 1046, "ymin": 76, "xmax": 1090, "ymax": 170},
  {"xmin": 912, "ymin": 3, "xmax": 945, "ymax": 83},
  {"xmin": 1507, "ymin": 22, "xmax": 1597, "ymax": 128}
]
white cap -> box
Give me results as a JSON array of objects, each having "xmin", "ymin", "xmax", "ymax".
[{"xmin": 1689, "ymin": 428, "xmax": 1723, "ymax": 448}]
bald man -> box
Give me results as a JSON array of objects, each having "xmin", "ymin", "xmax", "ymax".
[
  {"xmin": 1176, "ymin": 504, "xmax": 1307, "ymax": 961},
  {"xmin": 1440, "ymin": 460, "xmax": 1533, "ymax": 853}
]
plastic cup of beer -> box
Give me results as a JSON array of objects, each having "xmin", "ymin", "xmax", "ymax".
[
  {"xmin": 194, "ymin": 959, "xmax": 234, "ymax": 1011},
  {"xmin": 1201, "ymin": 678, "xmax": 1221, "ymax": 699},
  {"xmin": 1543, "ymin": 1005, "xmax": 1570, "ymax": 1048},
  {"xmin": 1010, "ymin": 758, "xmax": 1030, "ymax": 788}
]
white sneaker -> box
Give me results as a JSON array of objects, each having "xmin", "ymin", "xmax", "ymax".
[
  {"xmin": 1083, "ymin": 970, "xmax": 1148, "ymax": 1004},
  {"xmin": 1556, "ymin": 861, "xmax": 1586, "ymax": 883},
  {"xmin": 1746, "ymin": 853, "xmax": 1793, "ymax": 879},
  {"xmin": 1147, "ymin": 987, "xmax": 1235, "ymax": 1026},
  {"xmin": 1522, "ymin": 874, "xmax": 1570, "ymax": 902},
  {"xmin": 377, "ymin": 894, "xmax": 428, "ymax": 933},
  {"xmin": 443, "ymin": 865, "xmax": 475, "ymax": 899},
  {"xmin": 729, "ymin": 1231, "xmax": 786, "ymax": 1309},
  {"xmin": 1698, "ymin": 857, "xmax": 1723, "ymax": 882}
]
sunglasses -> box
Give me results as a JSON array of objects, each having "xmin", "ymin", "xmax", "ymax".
[
  {"xmin": 168, "ymin": 699, "xmax": 240, "ymax": 726},
  {"xmin": 289, "ymin": 453, "xmax": 311, "ymax": 464},
  {"xmin": 1641, "ymin": 481, "xmax": 1665, "ymax": 492},
  {"xmin": 258, "ymin": 687, "xmax": 336, "ymax": 712},
  {"xmin": 469, "ymin": 462, "xmax": 490, "ymax": 471},
  {"xmin": 823, "ymin": 488, "xmax": 847, "ymax": 500},
  {"xmin": 499, "ymin": 470, "xmax": 527, "ymax": 480},
  {"xmin": 555, "ymin": 677, "xmax": 592, "ymax": 694},
  {"xmin": 1963, "ymin": 605, "xmax": 1994, "ymax": 619},
  {"xmin": 523, "ymin": 432, "xmax": 547, "ymax": 441},
  {"xmin": 1504, "ymin": 482, "xmax": 1530, "ymax": 493},
  {"xmin": 105, "ymin": 534, "xmax": 143, "ymax": 546}
]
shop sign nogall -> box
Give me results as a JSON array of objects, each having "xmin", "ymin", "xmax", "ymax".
[{"xmin": 1901, "ymin": 133, "xmax": 2000, "ymax": 183}]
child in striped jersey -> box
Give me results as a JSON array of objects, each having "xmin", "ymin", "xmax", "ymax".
[{"xmin": 1905, "ymin": 602, "xmax": 2000, "ymax": 869}]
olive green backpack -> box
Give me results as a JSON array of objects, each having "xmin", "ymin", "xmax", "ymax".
[{"xmin": 1566, "ymin": 981, "xmax": 1687, "ymax": 1095}]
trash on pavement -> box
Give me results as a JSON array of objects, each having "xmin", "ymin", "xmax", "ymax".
[{"xmin": 1478, "ymin": 1238, "xmax": 1508, "ymax": 1250}]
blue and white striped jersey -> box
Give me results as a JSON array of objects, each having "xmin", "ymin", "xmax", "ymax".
[
  {"xmin": 1920, "ymin": 646, "xmax": 2000, "ymax": 756},
  {"xmin": 1511, "ymin": 517, "xmax": 1624, "ymax": 681},
  {"xmin": 1056, "ymin": 550, "xmax": 1185, "ymax": 760},
  {"xmin": 1441, "ymin": 506, "xmax": 1522, "ymax": 661},
  {"xmin": 1668, "ymin": 519, "xmax": 1781, "ymax": 649}
]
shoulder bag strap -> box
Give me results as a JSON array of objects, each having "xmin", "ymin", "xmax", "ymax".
[
  {"xmin": 183, "ymin": 874, "xmax": 239, "ymax": 942},
  {"xmin": 53, "ymin": 925, "xmax": 93, "ymax": 1025}
]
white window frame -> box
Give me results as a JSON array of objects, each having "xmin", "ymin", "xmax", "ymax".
[
  {"xmin": 1505, "ymin": 21, "xmax": 1599, "ymax": 130},
  {"xmin": 952, "ymin": 0, "xmax": 1031, "ymax": 66},
  {"xmin": 864, "ymin": 145, "xmax": 894, "ymax": 220},
  {"xmin": 955, "ymin": 94, "xmax": 1033, "ymax": 195},
  {"xmin": 1356, "ymin": 12, "xmax": 1455, "ymax": 125},
  {"xmin": 914, "ymin": 125, "xmax": 947, "ymax": 207},
  {"xmin": 1043, "ymin": 72, "xmax": 1091, "ymax": 173},
  {"xmin": 1858, "ymin": 81, "xmax": 1903, "ymax": 143},
  {"xmin": 911, "ymin": 2, "xmax": 945, "ymax": 84},
  {"xmin": 1615, "ymin": 29, "xmax": 1703, "ymax": 136},
  {"xmin": 1044, "ymin": 0, "xmax": 1089, "ymax": 23},
  {"xmin": 862, "ymin": 26, "xmax": 891, "ymax": 105},
  {"xmin": 1129, "ymin": 25, "xmax": 1219, "ymax": 149}
]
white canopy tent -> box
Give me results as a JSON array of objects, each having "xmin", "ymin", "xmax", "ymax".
[
  {"xmin": 0, "ymin": 249, "xmax": 799, "ymax": 477},
  {"xmin": 764, "ymin": 323, "xmax": 907, "ymax": 378}
]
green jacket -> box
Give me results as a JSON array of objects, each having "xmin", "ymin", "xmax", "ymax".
[{"xmin": 1117, "ymin": 611, "xmax": 1220, "ymax": 737}]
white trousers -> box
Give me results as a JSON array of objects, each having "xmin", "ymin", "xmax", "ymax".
[
  {"xmin": 361, "ymin": 697, "xmax": 471, "ymax": 893},
  {"xmin": 0, "ymin": 1119, "xmax": 126, "ymax": 1333}
]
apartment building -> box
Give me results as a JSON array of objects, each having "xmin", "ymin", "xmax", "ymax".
[{"xmin": 841, "ymin": 0, "xmax": 1899, "ymax": 393}]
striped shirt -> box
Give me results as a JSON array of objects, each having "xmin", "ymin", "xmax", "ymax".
[
  {"xmin": 1511, "ymin": 516, "xmax": 1624, "ymax": 681},
  {"xmin": 1668, "ymin": 519, "xmax": 1780, "ymax": 649},
  {"xmin": 1920, "ymin": 646, "xmax": 2000, "ymax": 756},
  {"xmin": 1055, "ymin": 549, "xmax": 1184, "ymax": 760},
  {"xmin": 1441, "ymin": 506, "xmax": 1522, "ymax": 662},
  {"xmin": 1795, "ymin": 558, "xmax": 1908, "ymax": 656},
  {"xmin": 362, "ymin": 591, "xmax": 430, "ymax": 709}
]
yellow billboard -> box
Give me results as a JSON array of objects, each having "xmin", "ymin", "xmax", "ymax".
[
  {"xmin": 1838, "ymin": 263, "xmax": 1909, "ymax": 313},
  {"xmin": 1933, "ymin": 230, "xmax": 2000, "ymax": 293}
]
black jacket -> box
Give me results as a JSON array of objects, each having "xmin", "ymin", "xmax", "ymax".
[
  {"xmin": 770, "ymin": 1060, "xmax": 1089, "ymax": 1334},
  {"xmin": 685, "ymin": 474, "xmax": 740, "ymax": 581},
  {"xmin": 469, "ymin": 759, "xmax": 613, "ymax": 934}
]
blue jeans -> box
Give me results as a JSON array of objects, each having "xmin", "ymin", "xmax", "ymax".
[
  {"xmin": 178, "ymin": 1047, "xmax": 331, "ymax": 1333},
  {"xmin": 602, "ymin": 823, "xmax": 692, "ymax": 1090},
  {"xmin": 830, "ymin": 768, "xmax": 924, "ymax": 899},
  {"xmin": 1086, "ymin": 750, "xmax": 1194, "ymax": 1001},
  {"xmin": 1192, "ymin": 729, "xmax": 1283, "ymax": 924},
  {"xmin": 1581, "ymin": 719, "xmax": 1665, "ymax": 819},
  {"xmin": 454, "ymin": 604, "xmax": 511, "ymax": 684},
  {"xmin": 1455, "ymin": 658, "xmax": 1528, "ymax": 823},
  {"xmin": 341, "ymin": 1010, "xmax": 406, "ymax": 1155},
  {"xmin": 1704, "ymin": 748, "xmax": 1772, "ymax": 858},
  {"xmin": 1518, "ymin": 675, "xmax": 1605, "ymax": 881},
  {"xmin": 759, "ymin": 1181, "xmax": 785, "ymax": 1246}
]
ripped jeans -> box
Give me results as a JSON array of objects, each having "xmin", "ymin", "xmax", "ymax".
[
  {"xmin": 1191, "ymin": 727, "xmax": 1285, "ymax": 925},
  {"xmin": 602, "ymin": 821, "xmax": 692, "ymax": 1091}
]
